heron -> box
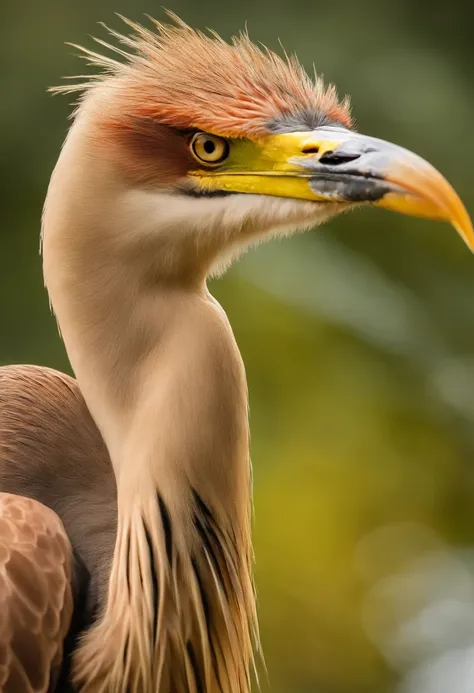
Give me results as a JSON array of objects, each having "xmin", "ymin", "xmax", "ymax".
[{"xmin": 0, "ymin": 13, "xmax": 472, "ymax": 693}]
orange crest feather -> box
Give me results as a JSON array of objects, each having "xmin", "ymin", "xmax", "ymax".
[{"xmin": 57, "ymin": 12, "xmax": 352, "ymax": 138}]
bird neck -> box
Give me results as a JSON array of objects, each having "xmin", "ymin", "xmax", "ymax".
[{"xmin": 42, "ymin": 112, "xmax": 258, "ymax": 692}]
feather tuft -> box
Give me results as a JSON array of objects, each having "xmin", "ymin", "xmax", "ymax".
[{"xmin": 51, "ymin": 13, "xmax": 352, "ymax": 137}]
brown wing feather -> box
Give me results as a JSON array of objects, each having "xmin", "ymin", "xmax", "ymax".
[{"xmin": 0, "ymin": 492, "xmax": 73, "ymax": 693}]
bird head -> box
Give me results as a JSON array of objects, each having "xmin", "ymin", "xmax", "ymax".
[{"xmin": 55, "ymin": 14, "xmax": 473, "ymax": 278}]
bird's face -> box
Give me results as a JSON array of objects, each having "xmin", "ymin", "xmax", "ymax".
[
  {"xmin": 179, "ymin": 126, "xmax": 473, "ymax": 254},
  {"xmin": 71, "ymin": 16, "xmax": 473, "ymax": 272}
]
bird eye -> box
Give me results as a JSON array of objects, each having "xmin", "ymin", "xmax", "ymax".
[{"xmin": 190, "ymin": 133, "xmax": 229, "ymax": 166}]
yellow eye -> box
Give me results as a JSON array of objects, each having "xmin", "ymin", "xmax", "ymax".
[{"xmin": 190, "ymin": 133, "xmax": 229, "ymax": 166}]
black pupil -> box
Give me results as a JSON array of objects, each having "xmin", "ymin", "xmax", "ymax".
[{"xmin": 204, "ymin": 139, "xmax": 216, "ymax": 155}]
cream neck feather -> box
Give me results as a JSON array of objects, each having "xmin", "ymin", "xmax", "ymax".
[{"xmin": 42, "ymin": 106, "xmax": 258, "ymax": 692}]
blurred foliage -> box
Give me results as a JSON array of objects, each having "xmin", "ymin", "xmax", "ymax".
[{"xmin": 1, "ymin": 1, "xmax": 474, "ymax": 691}]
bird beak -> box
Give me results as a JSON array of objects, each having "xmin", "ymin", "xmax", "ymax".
[{"xmin": 195, "ymin": 127, "xmax": 474, "ymax": 251}]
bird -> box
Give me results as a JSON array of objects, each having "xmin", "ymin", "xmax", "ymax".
[{"xmin": 0, "ymin": 12, "xmax": 472, "ymax": 693}]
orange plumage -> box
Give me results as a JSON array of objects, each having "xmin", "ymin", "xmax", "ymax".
[{"xmin": 62, "ymin": 13, "xmax": 352, "ymax": 138}]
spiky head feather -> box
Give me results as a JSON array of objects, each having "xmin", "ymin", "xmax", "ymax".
[{"xmin": 58, "ymin": 13, "xmax": 352, "ymax": 138}]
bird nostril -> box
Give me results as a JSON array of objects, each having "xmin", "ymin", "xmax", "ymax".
[
  {"xmin": 319, "ymin": 150, "xmax": 362, "ymax": 166},
  {"xmin": 301, "ymin": 145, "xmax": 320, "ymax": 154}
]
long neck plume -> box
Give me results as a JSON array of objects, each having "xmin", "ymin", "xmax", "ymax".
[{"xmin": 42, "ymin": 106, "xmax": 258, "ymax": 692}]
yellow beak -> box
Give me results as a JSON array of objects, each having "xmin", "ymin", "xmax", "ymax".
[{"xmin": 192, "ymin": 128, "xmax": 474, "ymax": 252}]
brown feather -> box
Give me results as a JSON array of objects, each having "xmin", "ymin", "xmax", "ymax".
[
  {"xmin": 0, "ymin": 365, "xmax": 116, "ymax": 618},
  {"xmin": 0, "ymin": 366, "xmax": 117, "ymax": 689},
  {"xmin": 0, "ymin": 492, "xmax": 73, "ymax": 692}
]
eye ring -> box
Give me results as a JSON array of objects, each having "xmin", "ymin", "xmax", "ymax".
[{"xmin": 190, "ymin": 133, "xmax": 230, "ymax": 166}]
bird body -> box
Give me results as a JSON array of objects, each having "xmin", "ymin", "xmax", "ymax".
[{"xmin": 0, "ymin": 13, "xmax": 472, "ymax": 693}]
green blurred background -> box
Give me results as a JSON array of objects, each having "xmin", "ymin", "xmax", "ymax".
[{"xmin": 2, "ymin": 1, "xmax": 474, "ymax": 691}]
